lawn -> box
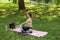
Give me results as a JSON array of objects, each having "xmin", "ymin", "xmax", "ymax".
[{"xmin": 0, "ymin": 3, "xmax": 60, "ymax": 40}]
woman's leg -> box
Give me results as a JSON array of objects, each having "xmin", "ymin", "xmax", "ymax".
[
  {"xmin": 19, "ymin": 25, "xmax": 27, "ymax": 36},
  {"xmin": 26, "ymin": 27, "xmax": 32, "ymax": 33},
  {"xmin": 19, "ymin": 25, "xmax": 25, "ymax": 32},
  {"xmin": 19, "ymin": 25, "xmax": 23, "ymax": 31}
]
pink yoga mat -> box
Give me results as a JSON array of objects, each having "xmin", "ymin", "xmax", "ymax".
[{"xmin": 12, "ymin": 26, "xmax": 48, "ymax": 37}]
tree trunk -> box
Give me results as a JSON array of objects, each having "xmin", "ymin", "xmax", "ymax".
[{"xmin": 18, "ymin": 0, "xmax": 25, "ymax": 10}]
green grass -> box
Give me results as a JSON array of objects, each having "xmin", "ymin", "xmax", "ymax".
[
  {"xmin": 0, "ymin": 3, "xmax": 60, "ymax": 40},
  {"xmin": 0, "ymin": 13, "xmax": 60, "ymax": 40}
]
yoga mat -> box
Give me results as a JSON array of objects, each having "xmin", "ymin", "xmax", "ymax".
[{"xmin": 12, "ymin": 26, "xmax": 48, "ymax": 37}]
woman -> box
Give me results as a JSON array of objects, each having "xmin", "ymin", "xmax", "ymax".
[
  {"xmin": 9, "ymin": 11, "xmax": 33, "ymax": 35},
  {"xmin": 20, "ymin": 11, "xmax": 33, "ymax": 34}
]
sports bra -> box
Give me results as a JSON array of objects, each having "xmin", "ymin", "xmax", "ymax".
[{"xmin": 25, "ymin": 18, "xmax": 32, "ymax": 27}]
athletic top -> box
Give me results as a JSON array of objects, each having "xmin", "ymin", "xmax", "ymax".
[{"xmin": 25, "ymin": 18, "xmax": 32, "ymax": 27}]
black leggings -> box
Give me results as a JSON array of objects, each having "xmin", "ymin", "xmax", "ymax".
[{"xmin": 22, "ymin": 27, "xmax": 32, "ymax": 31}]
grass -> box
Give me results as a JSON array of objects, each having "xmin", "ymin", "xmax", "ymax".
[
  {"xmin": 0, "ymin": 14, "xmax": 60, "ymax": 40},
  {"xmin": 0, "ymin": 3, "xmax": 60, "ymax": 40}
]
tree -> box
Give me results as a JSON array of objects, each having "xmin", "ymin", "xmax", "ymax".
[{"xmin": 18, "ymin": 0, "xmax": 25, "ymax": 10}]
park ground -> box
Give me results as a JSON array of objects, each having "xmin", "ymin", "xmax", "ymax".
[{"xmin": 0, "ymin": 3, "xmax": 60, "ymax": 40}]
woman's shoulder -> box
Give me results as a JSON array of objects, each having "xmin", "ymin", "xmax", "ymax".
[{"xmin": 27, "ymin": 18, "xmax": 32, "ymax": 21}]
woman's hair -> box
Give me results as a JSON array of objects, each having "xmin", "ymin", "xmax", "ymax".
[
  {"xmin": 9, "ymin": 23, "xmax": 15, "ymax": 29},
  {"xmin": 28, "ymin": 12, "xmax": 32, "ymax": 19}
]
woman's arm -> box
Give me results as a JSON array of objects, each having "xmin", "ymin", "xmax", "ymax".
[
  {"xmin": 20, "ymin": 22, "xmax": 26, "ymax": 25},
  {"xmin": 20, "ymin": 20, "xmax": 28, "ymax": 25},
  {"xmin": 21, "ymin": 19, "xmax": 30, "ymax": 25}
]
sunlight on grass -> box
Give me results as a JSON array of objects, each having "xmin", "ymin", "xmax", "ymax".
[
  {"xmin": 57, "ymin": 8, "xmax": 60, "ymax": 10},
  {"xmin": 0, "ymin": 9, "xmax": 6, "ymax": 11},
  {"xmin": 40, "ymin": 5, "xmax": 46, "ymax": 8},
  {"xmin": 0, "ymin": 15, "xmax": 6, "ymax": 18},
  {"xmin": 47, "ymin": 15, "xmax": 58, "ymax": 21},
  {"xmin": 58, "ymin": 12, "xmax": 60, "ymax": 16},
  {"xmin": 5, "ymin": 14, "xmax": 10, "ymax": 16},
  {"xmin": 17, "ymin": 15, "xmax": 26, "ymax": 18},
  {"xmin": 38, "ymin": 12, "xmax": 42, "ymax": 14},
  {"xmin": 0, "ymin": 14, "xmax": 10, "ymax": 18},
  {"xmin": 49, "ymin": 5, "xmax": 57, "ymax": 10},
  {"xmin": 49, "ymin": 5, "xmax": 57, "ymax": 7},
  {"xmin": 11, "ymin": 12, "xmax": 16, "ymax": 14},
  {"xmin": 49, "ymin": 7, "xmax": 55, "ymax": 10},
  {"xmin": 24, "ymin": 0, "xmax": 30, "ymax": 2},
  {"xmin": 37, "ymin": 9, "xmax": 42, "ymax": 12},
  {"xmin": 0, "ymin": 0, "xmax": 10, "ymax": 3},
  {"xmin": 52, "ymin": 15, "xmax": 58, "ymax": 18},
  {"xmin": 25, "ymin": 4, "xmax": 36, "ymax": 7},
  {"xmin": 36, "ymin": 15, "xmax": 39, "ymax": 17},
  {"xmin": 23, "ymin": 16, "xmax": 26, "ymax": 18},
  {"xmin": 2, "ymin": 12, "xmax": 6, "ymax": 14},
  {"xmin": 41, "ymin": 16, "xmax": 46, "ymax": 19},
  {"xmin": 49, "ymin": 13, "xmax": 52, "ymax": 15},
  {"xmin": 47, "ymin": 16, "xmax": 53, "ymax": 21}
]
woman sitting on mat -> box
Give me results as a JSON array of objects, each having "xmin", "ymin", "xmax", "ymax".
[
  {"xmin": 9, "ymin": 11, "xmax": 33, "ymax": 34},
  {"xmin": 20, "ymin": 11, "xmax": 33, "ymax": 34}
]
